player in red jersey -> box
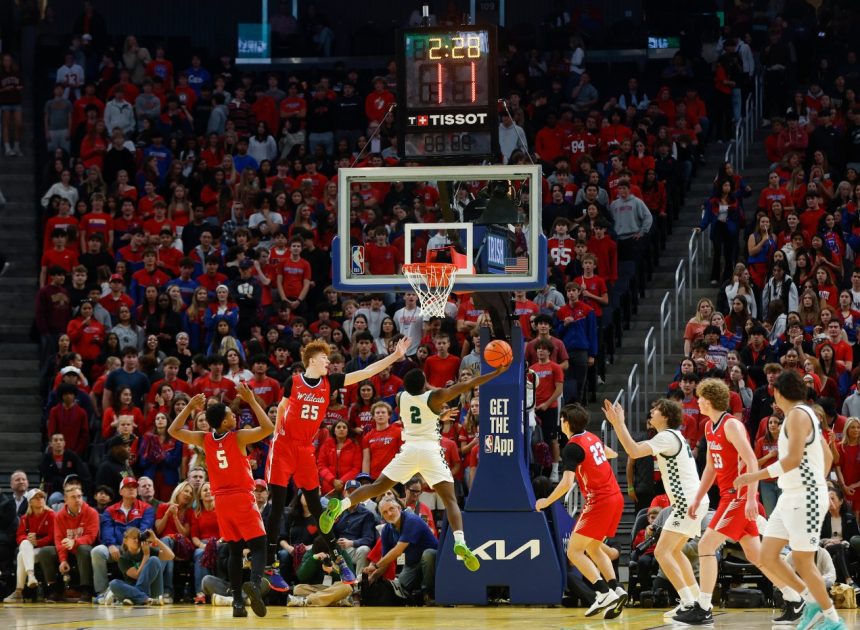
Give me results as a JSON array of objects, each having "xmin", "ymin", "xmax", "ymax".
[
  {"xmin": 168, "ymin": 384, "xmax": 273, "ymax": 618},
  {"xmin": 264, "ymin": 336, "xmax": 410, "ymax": 580},
  {"xmin": 676, "ymin": 378, "xmax": 773, "ymax": 625},
  {"xmin": 536, "ymin": 403, "xmax": 626, "ymax": 619}
]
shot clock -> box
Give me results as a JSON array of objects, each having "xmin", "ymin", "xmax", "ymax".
[{"xmin": 397, "ymin": 26, "xmax": 498, "ymax": 162}]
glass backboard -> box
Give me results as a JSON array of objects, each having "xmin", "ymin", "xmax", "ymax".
[{"xmin": 331, "ymin": 165, "xmax": 546, "ymax": 293}]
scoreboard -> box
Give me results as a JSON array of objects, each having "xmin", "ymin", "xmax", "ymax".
[{"xmin": 397, "ymin": 26, "xmax": 499, "ymax": 162}]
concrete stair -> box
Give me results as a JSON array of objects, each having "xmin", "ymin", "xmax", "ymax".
[{"xmin": 0, "ymin": 91, "xmax": 43, "ymax": 480}]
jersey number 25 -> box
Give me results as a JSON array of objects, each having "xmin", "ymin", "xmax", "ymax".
[{"xmin": 300, "ymin": 404, "xmax": 319, "ymax": 421}]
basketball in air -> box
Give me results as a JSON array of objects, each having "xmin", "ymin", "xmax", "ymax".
[{"xmin": 484, "ymin": 339, "xmax": 513, "ymax": 368}]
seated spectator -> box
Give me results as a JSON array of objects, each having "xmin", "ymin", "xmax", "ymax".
[
  {"xmin": 153, "ymin": 480, "xmax": 196, "ymax": 603},
  {"xmin": 55, "ymin": 480, "xmax": 99, "ymax": 603},
  {"xmin": 91, "ymin": 476, "xmax": 156, "ymax": 604},
  {"xmin": 362, "ymin": 402, "xmax": 403, "ymax": 480},
  {"xmin": 331, "ymin": 478, "xmax": 377, "ymax": 576},
  {"xmin": 318, "ymin": 419, "xmax": 362, "ymax": 495},
  {"xmin": 107, "ymin": 526, "xmax": 175, "ymax": 605},
  {"xmin": 630, "ymin": 506, "xmax": 660, "ymax": 595},
  {"xmin": 820, "ymin": 486, "xmax": 860, "ymax": 586},
  {"xmin": 286, "ymin": 535, "xmax": 355, "ymax": 607},
  {"xmin": 3, "ymin": 489, "xmax": 58, "ymax": 603},
  {"xmin": 366, "ymin": 495, "xmax": 437, "ymax": 601},
  {"xmin": 189, "ymin": 482, "xmax": 220, "ymax": 603}
]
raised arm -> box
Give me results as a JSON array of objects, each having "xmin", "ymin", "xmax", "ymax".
[
  {"xmin": 428, "ymin": 363, "xmax": 510, "ymax": 413},
  {"xmin": 167, "ymin": 393, "xmax": 207, "ymax": 447},
  {"xmin": 235, "ymin": 382, "xmax": 275, "ymax": 448},
  {"xmin": 343, "ymin": 337, "xmax": 410, "ymax": 386},
  {"xmin": 602, "ymin": 399, "xmax": 652, "ymax": 459}
]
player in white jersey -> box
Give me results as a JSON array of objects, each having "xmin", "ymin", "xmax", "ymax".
[
  {"xmin": 603, "ymin": 398, "xmax": 708, "ymax": 620},
  {"xmin": 320, "ymin": 362, "xmax": 509, "ymax": 570},
  {"xmin": 735, "ymin": 370, "xmax": 845, "ymax": 630}
]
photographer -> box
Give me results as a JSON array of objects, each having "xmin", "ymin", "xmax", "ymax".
[
  {"xmin": 285, "ymin": 536, "xmax": 354, "ymax": 607},
  {"xmin": 107, "ymin": 527, "xmax": 175, "ymax": 605},
  {"xmin": 631, "ymin": 507, "xmax": 661, "ymax": 593}
]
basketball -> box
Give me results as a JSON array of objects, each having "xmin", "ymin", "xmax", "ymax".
[{"xmin": 484, "ymin": 339, "xmax": 513, "ymax": 368}]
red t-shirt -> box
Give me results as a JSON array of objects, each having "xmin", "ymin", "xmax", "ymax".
[
  {"xmin": 424, "ymin": 354, "xmax": 461, "ymax": 388},
  {"xmin": 364, "ymin": 243, "xmax": 401, "ymax": 275},
  {"xmin": 279, "ymin": 258, "xmax": 311, "ymax": 299},
  {"xmin": 574, "ymin": 274, "xmax": 607, "ymax": 317},
  {"xmin": 192, "ymin": 375, "xmax": 237, "ymax": 402},
  {"xmin": 41, "ymin": 247, "xmax": 78, "ymax": 272},
  {"xmin": 362, "ymin": 424, "xmax": 403, "ymax": 479},
  {"xmin": 529, "ymin": 360, "xmax": 564, "ymax": 408}
]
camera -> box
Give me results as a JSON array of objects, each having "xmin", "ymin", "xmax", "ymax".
[
  {"xmin": 321, "ymin": 556, "xmax": 333, "ymax": 568},
  {"xmin": 140, "ymin": 530, "xmax": 152, "ymax": 542}
]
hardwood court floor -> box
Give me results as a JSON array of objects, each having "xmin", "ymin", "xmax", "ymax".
[{"xmin": 0, "ymin": 604, "xmax": 857, "ymax": 629}]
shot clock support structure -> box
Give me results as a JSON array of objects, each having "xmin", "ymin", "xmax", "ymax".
[{"xmin": 396, "ymin": 25, "xmax": 499, "ymax": 162}]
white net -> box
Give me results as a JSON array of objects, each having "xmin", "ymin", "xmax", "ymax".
[{"xmin": 402, "ymin": 263, "xmax": 458, "ymax": 319}]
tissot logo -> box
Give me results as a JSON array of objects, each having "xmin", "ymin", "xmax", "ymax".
[
  {"xmin": 470, "ymin": 539, "xmax": 541, "ymax": 561},
  {"xmin": 407, "ymin": 113, "xmax": 489, "ymax": 127}
]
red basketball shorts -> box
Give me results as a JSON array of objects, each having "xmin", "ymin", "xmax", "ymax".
[
  {"xmin": 574, "ymin": 491, "xmax": 624, "ymax": 540},
  {"xmin": 266, "ymin": 440, "xmax": 319, "ymax": 490},
  {"xmin": 709, "ymin": 493, "xmax": 759, "ymax": 541},
  {"xmin": 214, "ymin": 491, "xmax": 266, "ymax": 542}
]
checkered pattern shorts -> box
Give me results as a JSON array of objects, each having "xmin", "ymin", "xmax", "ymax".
[{"xmin": 763, "ymin": 485, "xmax": 828, "ymax": 552}]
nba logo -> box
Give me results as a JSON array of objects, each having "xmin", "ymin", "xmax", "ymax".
[
  {"xmin": 351, "ymin": 246, "xmax": 365, "ymax": 275},
  {"xmin": 483, "ymin": 434, "xmax": 494, "ymax": 454}
]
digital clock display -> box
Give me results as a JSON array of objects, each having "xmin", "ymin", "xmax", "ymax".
[
  {"xmin": 397, "ymin": 26, "xmax": 497, "ymax": 162},
  {"xmin": 403, "ymin": 30, "xmax": 490, "ymax": 108},
  {"xmin": 403, "ymin": 131, "xmax": 492, "ymax": 158}
]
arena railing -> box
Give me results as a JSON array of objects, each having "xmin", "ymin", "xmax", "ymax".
[
  {"xmin": 643, "ymin": 326, "xmax": 656, "ymax": 399},
  {"xmin": 626, "ymin": 363, "xmax": 642, "ymax": 436},
  {"xmin": 674, "ymin": 259, "xmax": 687, "ymax": 336},
  {"xmin": 659, "ymin": 291, "xmax": 672, "ymax": 375}
]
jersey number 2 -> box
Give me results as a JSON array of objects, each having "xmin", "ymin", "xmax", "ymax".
[
  {"xmin": 216, "ymin": 449, "xmax": 229, "ymax": 469},
  {"xmin": 410, "ymin": 407, "xmax": 421, "ymax": 424},
  {"xmin": 300, "ymin": 404, "xmax": 319, "ymax": 421}
]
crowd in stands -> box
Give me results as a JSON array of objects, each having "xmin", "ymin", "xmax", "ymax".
[
  {"xmin": 5, "ymin": 0, "xmax": 857, "ymax": 611},
  {"xmin": 658, "ymin": 3, "xmax": 860, "ymax": 597}
]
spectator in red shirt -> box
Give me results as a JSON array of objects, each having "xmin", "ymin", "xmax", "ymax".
[
  {"xmin": 99, "ymin": 273, "xmax": 134, "ymax": 323},
  {"xmin": 535, "ymin": 111, "xmax": 566, "ymax": 164},
  {"xmin": 365, "ymin": 227, "xmax": 401, "ymax": 275},
  {"xmin": 364, "ymin": 76, "xmax": 394, "ymax": 124},
  {"xmin": 40, "ymin": 228, "xmax": 78, "ymax": 287},
  {"xmin": 5, "ymin": 488, "xmax": 57, "ymax": 602},
  {"xmin": 78, "ymin": 193, "xmax": 113, "ymax": 252},
  {"xmin": 529, "ymin": 339, "xmax": 565, "ymax": 479},
  {"xmin": 318, "ymin": 419, "xmax": 362, "ymax": 495},
  {"xmin": 130, "ymin": 250, "xmax": 171, "ymax": 306},
  {"xmin": 512, "ymin": 291, "xmax": 540, "ymax": 340},
  {"xmin": 362, "ymin": 402, "xmax": 403, "ymax": 480},
  {"xmin": 277, "ymin": 236, "xmax": 311, "ymax": 313},
  {"xmin": 574, "ymin": 253, "xmax": 608, "ymax": 319},
  {"xmin": 191, "ymin": 355, "xmax": 236, "ymax": 403},
  {"xmin": 424, "ymin": 333, "xmax": 461, "ymax": 388},
  {"xmin": 66, "ymin": 300, "xmax": 105, "ymax": 373},
  {"xmin": 48, "ymin": 383, "xmax": 90, "ymax": 456}
]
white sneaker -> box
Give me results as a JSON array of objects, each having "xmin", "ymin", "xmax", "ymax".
[
  {"xmin": 287, "ymin": 595, "xmax": 307, "ymax": 607},
  {"xmin": 603, "ymin": 587, "xmax": 628, "ymax": 619},
  {"xmin": 664, "ymin": 603, "xmax": 687, "ymax": 619},
  {"xmin": 4, "ymin": 146, "xmax": 12, "ymax": 156},
  {"xmin": 12, "ymin": 145, "xmax": 21, "ymax": 157},
  {"xmin": 26, "ymin": 572, "xmax": 38, "ymax": 588},
  {"xmin": 585, "ymin": 588, "xmax": 620, "ymax": 617},
  {"xmin": 211, "ymin": 594, "xmax": 233, "ymax": 607},
  {"xmin": 161, "ymin": 594, "xmax": 173, "ymax": 604},
  {"xmin": 102, "ymin": 590, "xmax": 114, "ymax": 606}
]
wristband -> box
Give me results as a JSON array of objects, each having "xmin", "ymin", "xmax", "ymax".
[{"xmin": 766, "ymin": 461, "xmax": 785, "ymax": 478}]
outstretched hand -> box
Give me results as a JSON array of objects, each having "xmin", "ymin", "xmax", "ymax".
[
  {"xmin": 393, "ymin": 336, "xmax": 410, "ymax": 358},
  {"xmin": 188, "ymin": 393, "xmax": 207, "ymax": 412},
  {"xmin": 602, "ymin": 399, "xmax": 624, "ymax": 426},
  {"xmin": 236, "ymin": 382, "xmax": 255, "ymax": 403}
]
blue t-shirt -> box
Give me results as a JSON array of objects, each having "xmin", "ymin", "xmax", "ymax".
[
  {"xmin": 105, "ymin": 369, "xmax": 151, "ymax": 408},
  {"xmin": 381, "ymin": 510, "xmax": 438, "ymax": 566}
]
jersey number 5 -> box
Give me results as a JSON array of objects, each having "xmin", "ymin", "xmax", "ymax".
[
  {"xmin": 300, "ymin": 404, "xmax": 319, "ymax": 421},
  {"xmin": 216, "ymin": 449, "xmax": 229, "ymax": 469},
  {"xmin": 590, "ymin": 442, "xmax": 607, "ymax": 465}
]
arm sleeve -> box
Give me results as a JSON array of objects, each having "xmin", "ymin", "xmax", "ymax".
[
  {"xmin": 328, "ymin": 373, "xmax": 346, "ymax": 393},
  {"xmin": 561, "ymin": 442, "xmax": 585, "ymax": 472}
]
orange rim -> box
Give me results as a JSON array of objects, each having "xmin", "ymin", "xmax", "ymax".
[{"xmin": 402, "ymin": 262, "xmax": 458, "ymax": 289}]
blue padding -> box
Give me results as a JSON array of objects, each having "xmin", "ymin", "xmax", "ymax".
[{"xmin": 435, "ymin": 510, "xmax": 564, "ymax": 605}]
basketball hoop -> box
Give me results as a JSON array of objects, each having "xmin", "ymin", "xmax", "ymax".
[{"xmin": 402, "ymin": 262, "xmax": 458, "ymax": 319}]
